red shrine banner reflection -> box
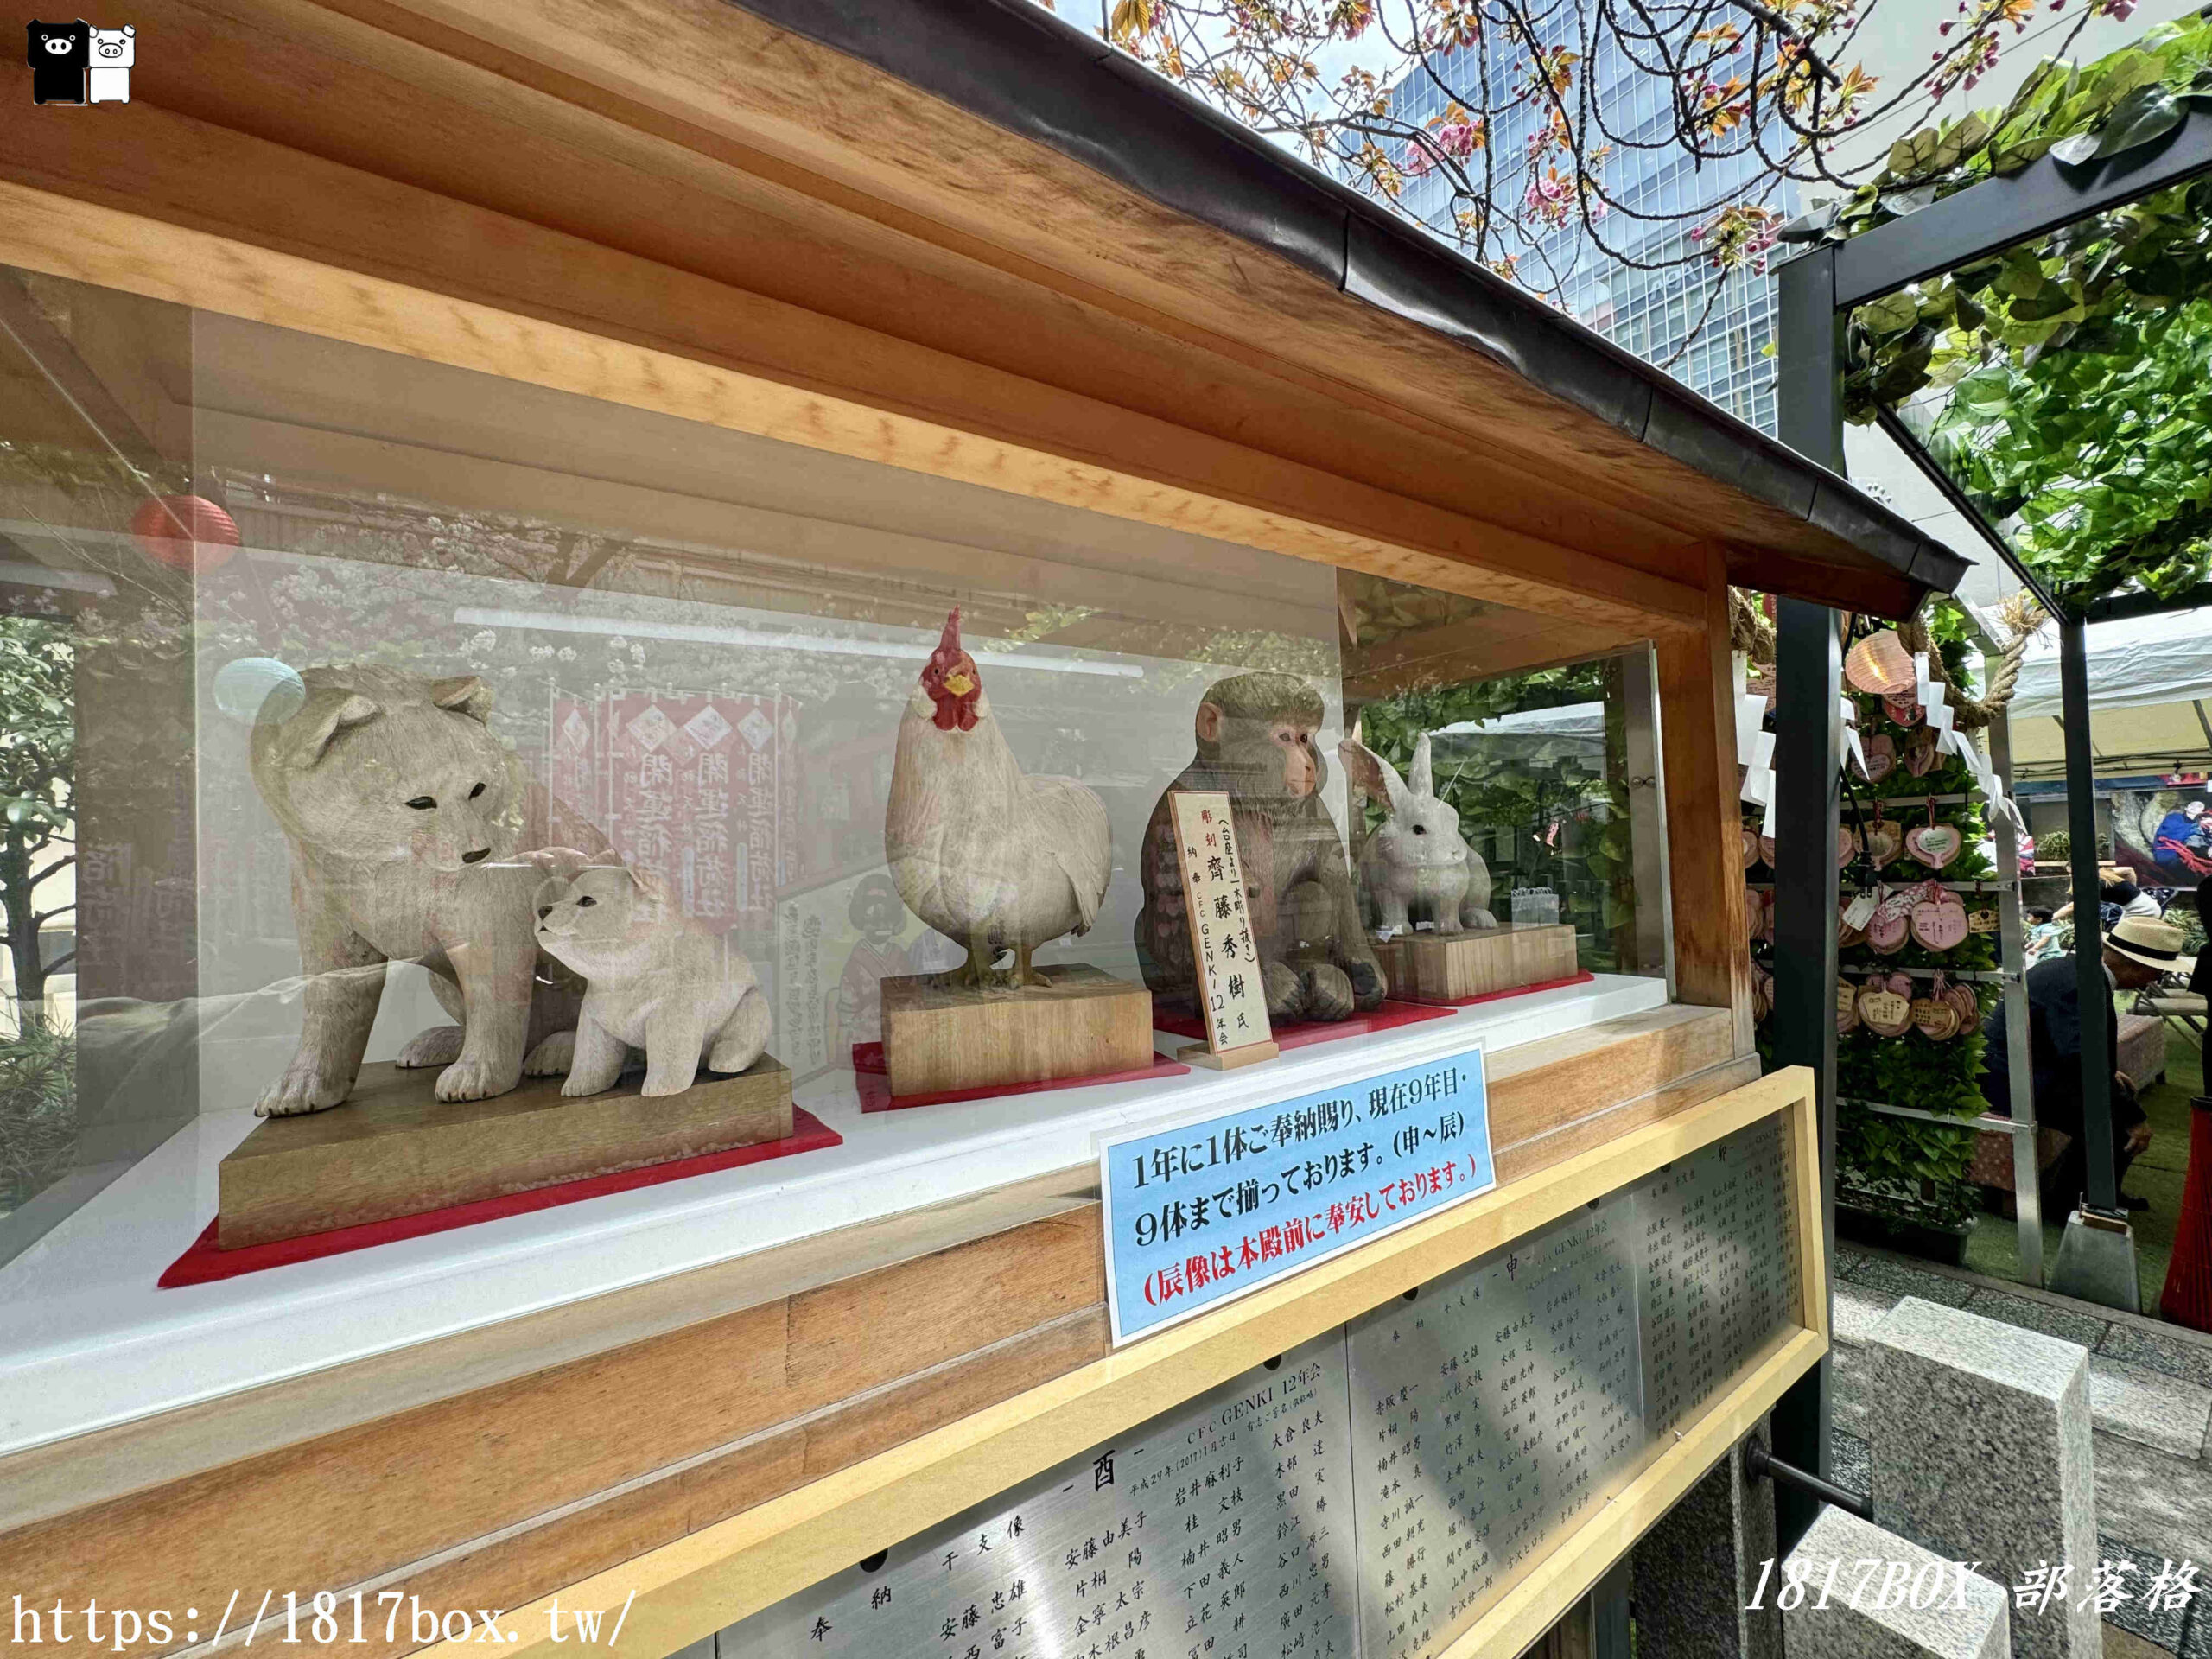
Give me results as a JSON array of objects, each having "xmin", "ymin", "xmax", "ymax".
[{"xmin": 550, "ymin": 690, "xmax": 798, "ymax": 927}]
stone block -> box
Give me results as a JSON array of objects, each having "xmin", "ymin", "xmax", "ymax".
[
  {"xmin": 1633, "ymin": 1425, "xmax": 1779, "ymax": 1659},
  {"xmin": 1835, "ymin": 1279, "xmax": 1904, "ymax": 1344},
  {"xmin": 1961, "ymin": 1288, "xmax": 2109, "ymax": 1351},
  {"xmin": 2090, "ymin": 1357, "xmax": 2212, "ymax": 1459},
  {"xmin": 1853, "ymin": 1256, "xmax": 1976, "ymax": 1308},
  {"xmin": 1866, "ymin": 1297, "xmax": 2099, "ymax": 1659},
  {"xmin": 1781, "ymin": 1504, "xmax": 2009, "ymax": 1659}
]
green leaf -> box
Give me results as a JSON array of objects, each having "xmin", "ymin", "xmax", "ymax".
[
  {"xmin": 2096, "ymin": 85, "xmax": 2185, "ymax": 156},
  {"xmin": 1859, "ymin": 291, "xmax": 1920, "ymax": 336},
  {"xmin": 1955, "ymin": 365, "xmax": 2012, "ymax": 410},
  {"xmin": 2009, "ymin": 282, "xmax": 2084, "ymax": 323},
  {"xmin": 1997, "ymin": 251, "xmax": 2049, "ymax": 298}
]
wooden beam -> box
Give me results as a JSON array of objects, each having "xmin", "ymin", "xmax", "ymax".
[
  {"xmin": 1656, "ymin": 543, "xmax": 1755, "ymax": 1053},
  {"xmin": 0, "ymin": 165, "xmax": 1703, "ymax": 639},
  {"xmin": 9, "ymin": 0, "xmax": 1720, "ymax": 594},
  {"xmin": 295, "ymin": 0, "xmax": 1867, "ymax": 572},
  {"xmin": 1344, "ymin": 607, "xmax": 1637, "ymax": 699}
]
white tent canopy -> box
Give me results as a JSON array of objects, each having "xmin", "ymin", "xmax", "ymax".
[{"xmin": 2002, "ymin": 606, "xmax": 2212, "ymax": 778}]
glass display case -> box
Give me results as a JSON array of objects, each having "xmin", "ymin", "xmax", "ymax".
[
  {"xmin": 0, "ymin": 267, "xmax": 1682, "ymax": 1451},
  {"xmin": 0, "ymin": 0, "xmax": 1980, "ymax": 1633}
]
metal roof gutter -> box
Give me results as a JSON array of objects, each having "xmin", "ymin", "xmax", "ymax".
[{"xmin": 722, "ymin": 0, "xmax": 1971, "ymax": 605}]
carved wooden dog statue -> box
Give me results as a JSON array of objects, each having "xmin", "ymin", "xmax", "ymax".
[
  {"xmin": 533, "ymin": 853, "xmax": 773, "ymax": 1097},
  {"xmin": 248, "ymin": 664, "xmax": 600, "ymax": 1116}
]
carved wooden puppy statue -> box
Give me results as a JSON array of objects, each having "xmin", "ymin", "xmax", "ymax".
[{"xmin": 534, "ymin": 854, "xmax": 773, "ymax": 1097}]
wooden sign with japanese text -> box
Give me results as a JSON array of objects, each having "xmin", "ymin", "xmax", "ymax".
[{"xmin": 1167, "ymin": 790, "xmax": 1277, "ymax": 1068}]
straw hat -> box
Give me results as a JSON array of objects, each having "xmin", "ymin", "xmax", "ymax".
[{"xmin": 2106, "ymin": 914, "xmax": 2196, "ymax": 977}]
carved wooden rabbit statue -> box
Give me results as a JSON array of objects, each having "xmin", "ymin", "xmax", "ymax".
[{"xmin": 1339, "ymin": 733, "xmax": 1497, "ymax": 937}]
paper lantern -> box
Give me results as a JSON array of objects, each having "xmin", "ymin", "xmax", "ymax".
[
  {"xmin": 130, "ymin": 494, "xmax": 241, "ymax": 573},
  {"xmin": 213, "ymin": 657, "xmax": 306, "ymax": 726},
  {"xmin": 1843, "ymin": 628, "xmax": 1915, "ymax": 696}
]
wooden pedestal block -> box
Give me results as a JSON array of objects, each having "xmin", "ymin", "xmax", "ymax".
[
  {"xmin": 218, "ymin": 1056, "xmax": 794, "ymax": 1248},
  {"xmin": 1374, "ymin": 923, "xmax": 1579, "ymax": 1004},
  {"xmin": 880, "ymin": 963, "xmax": 1154, "ymax": 1096}
]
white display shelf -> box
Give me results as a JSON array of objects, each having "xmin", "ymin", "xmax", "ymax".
[{"xmin": 0, "ymin": 973, "xmax": 1668, "ymax": 1455}]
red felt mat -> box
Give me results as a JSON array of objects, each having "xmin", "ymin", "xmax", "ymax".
[
  {"xmin": 852, "ymin": 1043, "xmax": 1189, "ymax": 1112},
  {"xmin": 159, "ymin": 1106, "xmax": 841, "ymax": 1287},
  {"xmin": 1150, "ymin": 998, "xmax": 1453, "ymax": 1050},
  {"xmin": 1408, "ymin": 969, "xmax": 1596, "ymax": 1008}
]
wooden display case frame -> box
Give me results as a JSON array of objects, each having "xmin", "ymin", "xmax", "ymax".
[
  {"xmin": 0, "ymin": 0, "xmax": 1938, "ymax": 1642},
  {"xmin": 435, "ymin": 1070, "xmax": 1826, "ymax": 1659}
]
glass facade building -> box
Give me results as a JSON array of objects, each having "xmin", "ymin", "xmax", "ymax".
[{"xmin": 1386, "ymin": 33, "xmax": 1792, "ymax": 434}]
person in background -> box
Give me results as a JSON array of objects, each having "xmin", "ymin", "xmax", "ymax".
[
  {"xmin": 2023, "ymin": 906, "xmax": 2063, "ymax": 966},
  {"xmin": 2055, "ymin": 872, "xmax": 2161, "ymax": 928},
  {"xmin": 2194, "ymin": 881, "xmax": 2211, "ymax": 1001},
  {"xmin": 2154, "ymin": 799, "xmax": 2211, "ymax": 880},
  {"xmin": 1981, "ymin": 916, "xmax": 2196, "ymax": 1214}
]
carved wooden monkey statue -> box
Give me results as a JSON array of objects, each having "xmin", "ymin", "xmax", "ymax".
[{"xmin": 1138, "ymin": 672, "xmax": 1387, "ymax": 1022}]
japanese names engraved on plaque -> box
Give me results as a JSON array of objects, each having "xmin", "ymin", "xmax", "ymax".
[
  {"xmin": 722, "ymin": 1116, "xmax": 1803, "ymax": 1659},
  {"xmin": 734, "ymin": 1334, "xmax": 1358, "ymax": 1659}
]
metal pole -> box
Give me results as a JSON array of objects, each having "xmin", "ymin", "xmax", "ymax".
[
  {"xmin": 1986, "ymin": 695, "xmax": 2044, "ymax": 1283},
  {"xmin": 1769, "ymin": 599, "xmax": 1841, "ymax": 1556},
  {"xmin": 2059, "ymin": 612, "xmax": 2121, "ymax": 1218},
  {"xmin": 1768, "ymin": 245, "xmax": 1846, "ymax": 1556}
]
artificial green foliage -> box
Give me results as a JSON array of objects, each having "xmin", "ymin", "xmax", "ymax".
[
  {"xmin": 1785, "ymin": 16, "xmax": 2212, "ymax": 260},
  {"xmin": 1916, "ymin": 198, "xmax": 2212, "ymax": 601},
  {"xmin": 1834, "ymin": 689, "xmax": 1997, "ymax": 1223},
  {"xmin": 1783, "ymin": 15, "xmax": 2212, "ymax": 603}
]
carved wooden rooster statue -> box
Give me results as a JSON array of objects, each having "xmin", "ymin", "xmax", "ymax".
[{"xmin": 887, "ymin": 608, "xmax": 1112, "ymax": 989}]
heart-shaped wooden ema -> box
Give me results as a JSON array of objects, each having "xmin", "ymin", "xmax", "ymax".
[
  {"xmin": 1945, "ymin": 980, "xmax": 1980, "ymax": 1024},
  {"xmin": 1759, "ymin": 833, "xmax": 1777, "ymax": 867},
  {"xmin": 1859, "ymin": 734, "xmax": 1897, "ymax": 784},
  {"xmin": 1904, "ymin": 728, "xmax": 1939, "ymax": 777},
  {"xmin": 1752, "ymin": 967, "xmax": 1774, "ymax": 1023},
  {"xmin": 1866, "ymin": 894, "xmax": 1911, "ymax": 956},
  {"xmin": 1911, "ymin": 888, "xmax": 1970, "ymax": 952},
  {"xmin": 1859, "ymin": 980, "xmax": 1915, "ymax": 1037},
  {"xmin": 1837, "ymin": 981, "xmax": 1860, "ymax": 1033},
  {"xmin": 1839, "ymin": 901, "xmax": 1866, "ymax": 950},
  {"xmin": 1863, "ymin": 821, "xmax": 1904, "ymax": 867},
  {"xmin": 1838, "ymin": 824, "xmax": 1859, "ymax": 869},
  {"xmin": 1745, "ymin": 886, "xmax": 1767, "ymax": 946},
  {"xmin": 1907, "ymin": 823, "xmax": 1962, "ymax": 868},
  {"xmin": 1913, "ymin": 996, "xmax": 1961, "ymax": 1040},
  {"xmin": 1740, "ymin": 827, "xmax": 1759, "ymax": 869},
  {"xmin": 1885, "ymin": 695, "xmax": 1925, "ymax": 729}
]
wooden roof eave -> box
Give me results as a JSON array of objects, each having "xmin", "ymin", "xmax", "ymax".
[{"xmin": 284, "ymin": 0, "xmax": 1965, "ymax": 620}]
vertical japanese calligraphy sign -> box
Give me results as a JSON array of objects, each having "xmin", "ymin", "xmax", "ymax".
[
  {"xmin": 1166, "ymin": 790, "xmax": 1274, "ymax": 1062},
  {"xmin": 1097, "ymin": 1038, "xmax": 1492, "ymax": 1344},
  {"xmin": 550, "ymin": 690, "xmax": 795, "ymax": 928}
]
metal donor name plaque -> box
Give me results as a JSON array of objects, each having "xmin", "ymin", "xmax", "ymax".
[{"xmin": 716, "ymin": 1116, "xmax": 1802, "ymax": 1659}]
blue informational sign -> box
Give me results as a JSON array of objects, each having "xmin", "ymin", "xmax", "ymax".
[{"xmin": 1099, "ymin": 1041, "xmax": 1492, "ymax": 1343}]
